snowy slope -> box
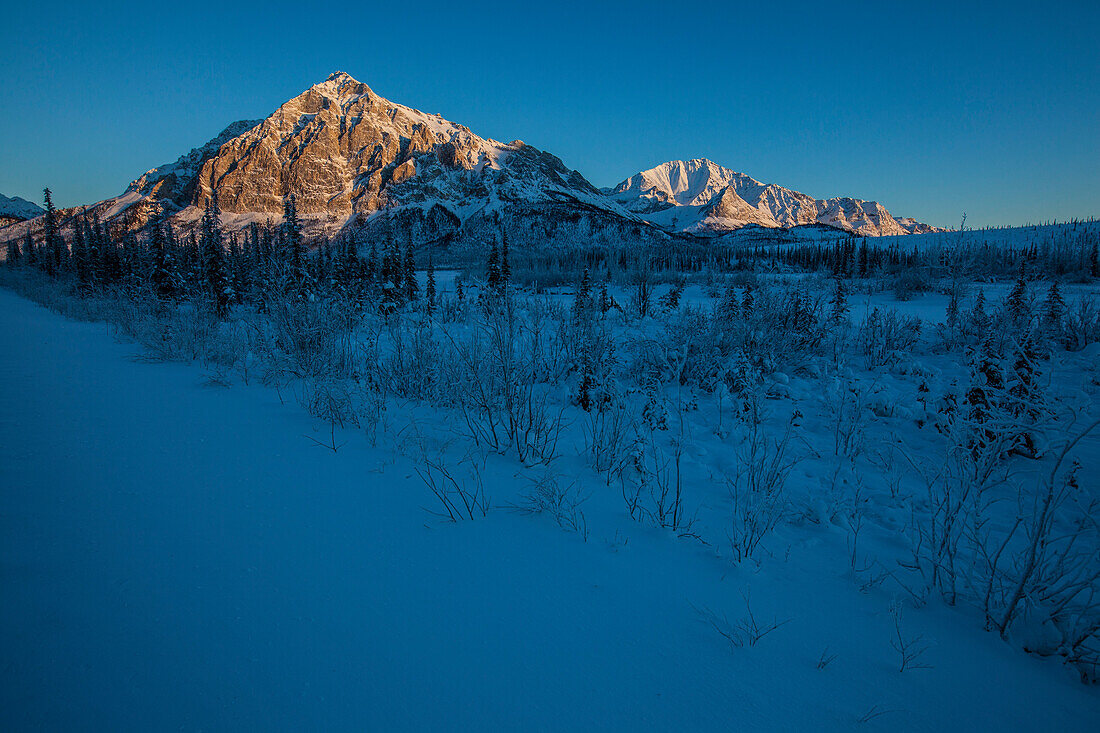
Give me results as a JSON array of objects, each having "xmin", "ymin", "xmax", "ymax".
[
  {"xmin": 0, "ymin": 193, "xmax": 45, "ymax": 223},
  {"xmin": 3, "ymin": 285, "xmax": 1099, "ymax": 730},
  {"xmin": 609, "ymin": 159, "xmax": 945, "ymax": 237}
]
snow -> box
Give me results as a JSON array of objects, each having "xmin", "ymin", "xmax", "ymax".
[
  {"xmin": 2, "ymin": 284, "xmax": 1099, "ymax": 730},
  {"xmin": 0, "ymin": 193, "xmax": 45, "ymax": 220},
  {"xmin": 608, "ymin": 159, "xmax": 942, "ymax": 236}
]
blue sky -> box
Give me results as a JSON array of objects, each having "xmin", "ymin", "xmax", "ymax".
[{"xmin": 1, "ymin": 0, "xmax": 1096, "ymax": 228}]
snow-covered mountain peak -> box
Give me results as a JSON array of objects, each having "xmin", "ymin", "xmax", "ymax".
[
  {"xmin": 0, "ymin": 193, "xmax": 46, "ymax": 223},
  {"xmin": 2, "ymin": 74, "xmax": 942, "ymax": 243},
  {"xmin": 609, "ymin": 159, "xmax": 944, "ymax": 237},
  {"xmin": 611, "ymin": 159, "xmax": 761, "ymax": 209}
]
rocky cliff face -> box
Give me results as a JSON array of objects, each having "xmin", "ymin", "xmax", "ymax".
[
  {"xmin": 94, "ymin": 71, "xmax": 641, "ymax": 247},
  {"xmin": 609, "ymin": 158, "xmax": 943, "ymax": 237}
]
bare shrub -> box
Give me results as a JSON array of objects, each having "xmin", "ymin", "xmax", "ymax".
[
  {"xmin": 414, "ymin": 453, "xmax": 491, "ymax": 522},
  {"xmin": 727, "ymin": 418, "xmax": 797, "ymax": 563},
  {"xmin": 890, "ymin": 603, "xmax": 933, "ymax": 672},
  {"xmin": 859, "ymin": 307, "xmax": 922, "ymax": 368},
  {"xmin": 512, "ymin": 470, "xmax": 589, "ymax": 541},
  {"xmin": 695, "ymin": 590, "xmax": 791, "ymax": 650},
  {"xmin": 444, "ymin": 301, "xmax": 565, "ymax": 464}
]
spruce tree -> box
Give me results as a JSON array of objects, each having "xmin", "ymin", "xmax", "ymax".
[
  {"xmin": 573, "ymin": 267, "xmax": 592, "ymax": 319},
  {"xmin": 282, "ymin": 195, "xmax": 304, "ymax": 296},
  {"xmin": 201, "ymin": 194, "xmax": 229, "ymax": 317},
  {"xmin": 970, "ymin": 290, "xmax": 990, "ymax": 337},
  {"xmin": 367, "ymin": 240, "xmax": 379, "ymax": 283},
  {"xmin": 829, "ymin": 275, "xmax": 849, "ymax": 324},
  {"xmin": 150, "ymin": 215, "xmax": 172, "ymax": 299},
  {"xmin": 404, "ymin": 240, "xmax": 418, "ymax": 301},
  {"xmin": 946, "ymin": 285, "xmax": 960, "ymax": 330},
  {"xmin": 1007, "ymin": 330, "xmax": 1042, "ymax": 456},
  {"xmin": 5, "ymin": 237, "xmax": 19, "ymax": 266},
  {"xmin": 22, "ymin": 232, "xmax": 35, "ymax": 267},
  {"xmin": 71, "ymin": 213, "xmax": 89, "ymax": 288},
  {"xmin": 42, "ymin": 187, "xmax": 63, "ymax": 276},
  {"xmin": 499, "ymin": 230, "xmax": 510, "ymax": 293},
  {"xmin": 1006, "ymin": 265, "xmax": 1029, "ymax": 327},
  {"xmin": 1042, "ymin": 282, "xmax": 1066, "ymax": 335},
  {"xmin": 487, "ymin": 240, "xmax": 500, "ymax": 293},
  {"xmin": 425, "ymin": 253, "xmax": 436, "ymax": 316},
  {"xmin": 1090, "ymin": 242, "xmax": 1099, "ymax": 279},
  {"xmin": 741, "ymin": 284, "xmax": 755, "ymax": 317}
]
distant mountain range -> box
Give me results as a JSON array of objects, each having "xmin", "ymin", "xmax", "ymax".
[
  {"xmin": 1, "ymin": 72, "xmax": 943, "ymax": 248},
  {"xmin": 0, "ymin": 194, "xmax": 45, "ymax": 226},
  {"xmin": 607, "ymin": 159, "xmax": 943, "ymax": 236}
]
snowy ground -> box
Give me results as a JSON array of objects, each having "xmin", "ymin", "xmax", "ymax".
[{"xmin": 3, "ymin": 286, "xmax": 1100, "ymax": 730}]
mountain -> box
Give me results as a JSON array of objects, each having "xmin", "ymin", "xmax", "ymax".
[
  {"xmin": 608, "ymin": 159, "xmax": 944, "ymax": 237},
  {"xmin": 0, "ymin": 194, "xmax": 46, "ymax": 226},
  {"xmin": 1, "ymin": 73, "xmax": 940, "ymax": 248}
]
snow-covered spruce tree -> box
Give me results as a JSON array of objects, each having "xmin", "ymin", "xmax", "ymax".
[
  {"xmin": 829, "ymin": 275, "xmax": 849, "ymax": 325},
  {"xmin": 576, "ymin": 338, "xmax": 595, "ymax": 412},
  {"xmin": 658, "ymin": 278, "xmax": 685, "ymax": 313},
  {"xmin": 598, "ymin": 280, "xmax": 611, "ymax": 314},
  {"xmin": 366, "ymin": 239, "xmax": 379, "ymax": 285},
  {"xmin": 1006, "ymin": 329, "xmax": 1045, "ymax": 457},
  {"xmin": 573, "ymin": 267, "xmax": 592, "ymax": 321},
  {"xmin": 1006, "ymin": 265, "xmax": 1030, "ymax": 329},
  {"xmin": 149, "ymin": 214, "xmax": 175, "ymax": 301},
  {"xmin": 486, "ymin": 239, "xmax": 501, "ymax": 293},
  {"xmin": 5, "ymin": 236, "xmax": 20, "ymax": 266},
  {"xmin": 946, "ymin": 282, "xmax": 961, "ymax": 331},
  {"xmin": 741, "ymin": 283, "xmax": 754, "ymax": 317},
  {"xmin": 404, "ymin": 240, "xmax": 418, "ymax": 302},
  {"xmin": 69, "ymin": 213, "xmax": 90, "ymax": 288},
  {"xmin": 1042, "ymin": 282, "xmax": 1066, "ymax": 339},
  {"xmin": 200, "ymin": 194, "xmax": 230, "ymax": 318},
  {"xmin": 963, "ymin": 335, "xmax": 1006, "ymax": 451},
  {"xmin": 425, "ymin": 253, "xmax": 436, "ymax": 317},
  {"xmin": 22, "ymin": 231, "xmax": 35, "ymax": 268},
  {"xmin": 42, "ymin": 187, "xmax": 65, "ymax": 277},
  {"xmin": 969, "ymin": 289, "xmax": 991, "ymax": 341},
  {"xmin": 717, "ymin": 283, "xmax": 739, "ymax": 324},
  {"xmin": 282, "ymin": 194, "xmax": 308, "ymax": 300},
  {"xmin": 629, "ymin": 264, "xmax": 653, "ymax": 319},
  {"xmin": 500, "ymin": 229, "xmax": 511, "ymax": 293}
]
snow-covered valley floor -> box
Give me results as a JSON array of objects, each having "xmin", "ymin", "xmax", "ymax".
[{"xmin": 2, "ymin": 285, "xmax": 1099, "ymax": 731}]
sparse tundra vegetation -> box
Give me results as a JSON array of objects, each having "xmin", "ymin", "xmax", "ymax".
[{"xmin": 3, "ymin": 192, "xmax": 1100, "ymax": 727}]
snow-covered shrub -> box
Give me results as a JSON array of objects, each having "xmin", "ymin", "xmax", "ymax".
[
  {"xmin": 727, "ymin": 419, "xmax": 797, "ymax": 563},
  {"xmin": 266, "ymin": 298, "xmax": 357, "ymax": 379},
  {"xmin": 443, "ymin": 300, "xmax": 565, "ymax": 463},
  {"xmin": 583, "ymin": 403, "xmax": 636, "ymax": 484},
  {"xmin": 821, "ymin": 376, "xmax": 869, "ymax": 459},
  {"xmin": 1062, "ymin": 295, "xmax": 1100, "ymax": 351},
  {"xmin": 382, "ymin": 317, "xmax": 443, "ymax": 401},
  {"xmin": 514, "ymin": 470, "xmax": 589, "ymax": 540},
  {"xmin": 858, "ymin": 307, "xmax": 922, "ymax": 368},
  {"xmin": 888, "ymin": 268, "xmax": 934, "ymax": 301}
]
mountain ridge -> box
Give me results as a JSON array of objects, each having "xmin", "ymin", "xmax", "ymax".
[
  {"xmin": 608, "ymin": 158, "xmax": 944, "ymax": 237},
  {"xmin": 2, "ymin": 72, "xmax": 942, "ymax": 246}
]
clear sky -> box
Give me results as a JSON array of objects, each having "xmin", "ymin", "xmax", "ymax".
[{"xmin": 1, "ymin": 0, "xmax": 1097, "ymax": 228}]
